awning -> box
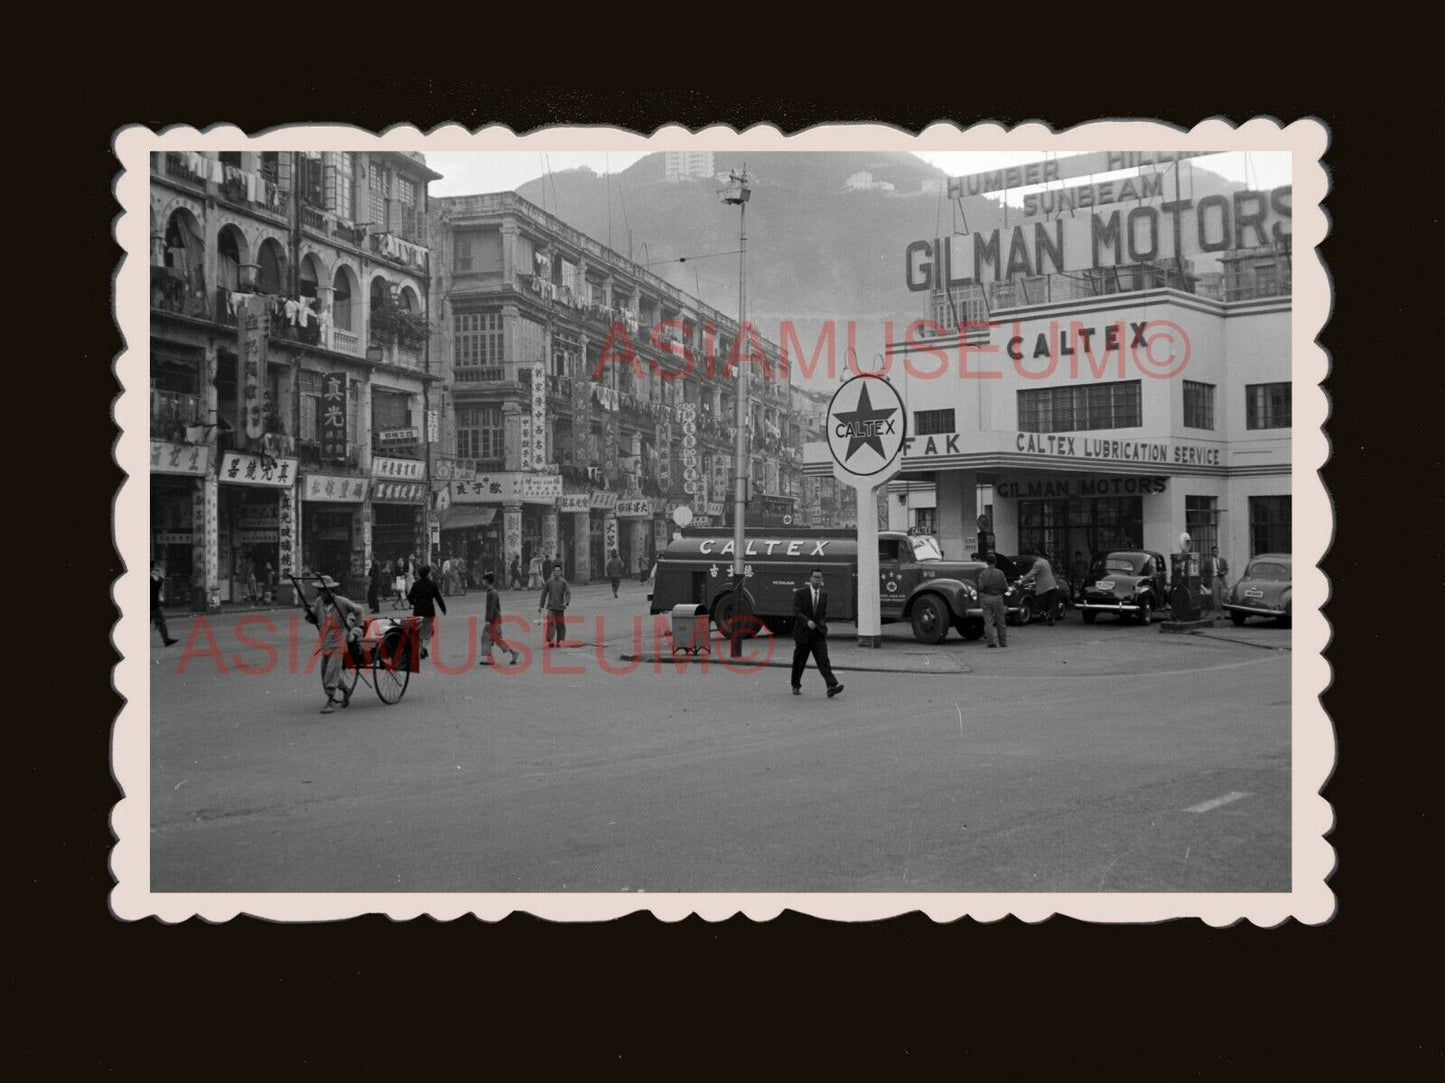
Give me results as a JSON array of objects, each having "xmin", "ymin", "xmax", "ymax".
[{"xmin": 441, "ymin": 506, "xmax": 497, "ymax": 530}]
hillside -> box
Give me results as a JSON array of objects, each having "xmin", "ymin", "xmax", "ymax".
[{"xmin": 514, "ymin": 153, "xmax": 1261, "ymax": 383}]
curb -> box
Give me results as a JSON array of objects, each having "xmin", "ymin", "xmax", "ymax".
[{"xmin": 618, "ymin": 652, "xmax": 970, "ymax": 675}]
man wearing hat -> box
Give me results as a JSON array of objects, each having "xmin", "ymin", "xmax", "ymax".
[{"xmin": 309, "ymin": 576, "xmax": 364, "ymax": 715}]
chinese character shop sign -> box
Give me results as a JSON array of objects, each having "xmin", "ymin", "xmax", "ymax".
[
  {"xmin": 238, "ymin": 295, "xmax": 269, "ymax": 442},
  {"xmin": 304, "ymin": 474, "xmax": 367, "ymax": 502},
  {"xmin": 220, "ymin": 452, "xmax": 297, "ymax": 487},
  {"xmin": 370, "ymin": 481, "xmax": 426, "ymax": 503},
  {"xmin": 150, "ymin": 440, "xmax": 209, "ymax": 476},
  {"xmin": 322, "ymin": 372, "xmax": 348, "ymax": 461}
]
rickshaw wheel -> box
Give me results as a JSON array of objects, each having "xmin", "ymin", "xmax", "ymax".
[{"xmin": 373, "ymin": 631, "xmax": 411, "ymax": 704}]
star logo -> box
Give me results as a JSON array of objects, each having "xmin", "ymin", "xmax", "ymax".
[{"xmin": 833, "ymin": 383, "xmax": 899, "ymax": 462}]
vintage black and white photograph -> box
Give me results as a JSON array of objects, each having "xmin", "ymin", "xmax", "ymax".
[{"xmin": 112, "ymin": 121, "xmax": 1331, "ymax": 922}]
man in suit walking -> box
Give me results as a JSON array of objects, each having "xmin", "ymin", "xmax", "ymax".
[
  {"xmin": 1202, "ymin": 546, "xmax": 1230, "ymax": 615},
  {"xmin": 791, "ymin": 568, "xmax": 844, "ymax": 698}
]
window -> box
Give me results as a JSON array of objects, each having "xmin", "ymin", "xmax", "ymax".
[
  {"xmin": 1246, "ymin": 383, "xmax": 1291, "ymax": 429},
  {"xmin": 1185, "ymin": 496, "xmax": 1218, "ymax": 555},
  {"xmin": 298, "ymin": 371, "xmax": 359, "ymax": 447},
  {"xmin": 368, "ymin": 163, "xmax": 389, "ymax": 229},
  {"xmin": 1183, "ymin": 381, "xmax": 1216, "ymax": 430},
  {"xmin": 372, "ymin": 389, "xmax": 412, "ymax": 441},
  {"xmin": 913, "ymin": 507, "xmax": 937, "ymax": 535},
  {"xmin": 1249, "ymin": 496, "xmax": 1290, "ymax": 555},
  {"xmin": 914, "ymin": 409, "xmax": 955, "ymax": 436},
  {"xmin": 454, "ymin": 312, "xmax": 504, "ymax": 369},
  {"xmin": 300, "ymin": 152, "xmax": 324, "ymax": 208},
  {"xmin": 396, "ymin": 175, "xmax": 416, "ymax": 207},
  {"xmin": 335, "ymin": 153, "xmax": 354, "ymax": 221},
  {"xmin": 1018, "ymin": 381, "xmax": 1142, "ymax": 432},
  {"xmin": 457, "ymin": 406, "xmax": 503, "ymax": 463},
  {"xmin": 455, "ymin": 235, "xmax": 473, "ymax": 272}
]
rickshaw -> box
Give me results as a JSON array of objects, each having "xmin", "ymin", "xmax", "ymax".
[{"xmin": 292, "ymin": 573, "xmax": 420, "ymax": 705}]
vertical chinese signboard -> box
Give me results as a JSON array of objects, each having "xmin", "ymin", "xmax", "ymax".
[
  {"xmin": 321, "ymin": 371, "xmax": 348, "ymax": 461},
  {"xmin": 680, "ymin": 402, "xmax": 699, "ymax": 503},
  {"xmin": 530, "ymin": 364, "xmax": 548, "ymax": 469},
  {"xmin": 238, "ymin": 294, "xmax": 269, "ymax": 443}
]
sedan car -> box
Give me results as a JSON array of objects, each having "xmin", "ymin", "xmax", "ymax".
[
  {"xmin": 1224, "ymin": 553, "xmax": 1292, "ymax": 626},
  {"xmin": 1078, "ymin": 550, "xmax": 1169, "ymax": 624}
]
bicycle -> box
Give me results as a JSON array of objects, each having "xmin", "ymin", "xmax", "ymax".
[{"xmin": 293, "ymin": 573, "xmax": 419, "ymax": 705}]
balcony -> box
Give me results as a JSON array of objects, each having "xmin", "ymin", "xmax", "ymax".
[
  {"xmin": 152, "ymin": 265, "xmax": 209, "ymax": 319},
  {"xmin": 299, "ymin": 440, "xmax": 361, "ymax": 468},
  {"xmin": 300, "ymin": 203, "xmax": 328, "ymax": 232},
  {"xmin": 152, "ymin": 390, "xmax": 204, "ymax": 442},
  {"xmin": 162, "ymin": 152, "xmax": 210, "ymax": 188},
  {"xmin": 455, "ymin": 366, "xmax": 508, "ymax": 384},
  {"xmin": 369, "ymin": 230, "xmax": 429, "ymax": 272},
  {"xmin": 331, "ymin": 326, "xmax": 362, "ymax": 355}
]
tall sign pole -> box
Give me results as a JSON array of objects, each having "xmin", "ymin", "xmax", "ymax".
[
  {"xmin": 826, "ymin": 373, "xmax": 907, "ymax": 648},
  {"xmin": 721, "ymin": 170, "xmax": 752, "ymax": 653}
]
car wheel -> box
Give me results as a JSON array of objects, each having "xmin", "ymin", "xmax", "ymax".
[
  {"xmin": 1082, "ymin": 609, "xmax": 1097, "ymax": 624},
  {"xmin": 1230, "ymin": 610, "xmax": 1247, "ymax": 626},
  {"xmin": 910, "ymin": 595, "xmax": 949, "ymax": 645},
  {"xmin": 1139, "ymin": 599, "xmax": 1151, "ymax": 625}
]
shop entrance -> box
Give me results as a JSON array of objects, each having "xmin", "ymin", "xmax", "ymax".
[
  {"xmin": 219, "ymin": 486, "xmax": 280, "ymax": 604},
  {"xmin": 304, "ymin": 507, "xmax": 353, "ymax": 582},
  {"xmin": 1017, "ymin": 496, "xmax": 1143, "ymax": 579},
  {"xmin": 151, "ymin": 475, "xmax": 195, "ymax": 608},
  {"xmin": 373, "ymin": 503, "xmax": 419, "ymax": 568}
]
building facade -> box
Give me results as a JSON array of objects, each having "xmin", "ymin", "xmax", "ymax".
[
  {"xmin": 806, "ymin": 196, "xmax": 1293, "ymax": 569},
  {"xmin": 150, "ymin": 149, "xmax": 441, "ymax": 608},
  {"xmin": 428, "ymin": 192, "xmax": 800, "ymax": 583},
  {"xmin": 664, "ymin": 151, "xmax": 715, "ymax": 183}
]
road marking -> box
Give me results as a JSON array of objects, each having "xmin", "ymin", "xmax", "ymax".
[{"xmin": 1184, "ymin": 791, "xmax": 1253, "ymax": 814}]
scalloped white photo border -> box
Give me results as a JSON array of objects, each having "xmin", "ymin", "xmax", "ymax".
[{"xmin": 111, "ymin": 118, "xmax": 1332, "ymax": 925}]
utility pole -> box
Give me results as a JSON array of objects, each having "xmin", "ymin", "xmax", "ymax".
[{"xmin": 721, "ymin": 169, "xmax": 751, "ymax": 654}]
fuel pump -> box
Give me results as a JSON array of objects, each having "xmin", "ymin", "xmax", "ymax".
[{"xmin": 1170, "ymin": 531, "xmax": 1202, "ymax": 620}]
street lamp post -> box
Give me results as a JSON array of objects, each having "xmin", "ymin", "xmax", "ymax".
[{"xmin": 721, "ymin": 170, "xmax": 751, "ymax": 655}]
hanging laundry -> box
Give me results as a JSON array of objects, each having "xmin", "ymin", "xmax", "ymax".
[
  {"xmin": 298, "ymin": 299, "xmax": 314, "ymax": 328},
  {"xmin": 284, "ymin": 299, "xmax": 300, "ymax": 325}
]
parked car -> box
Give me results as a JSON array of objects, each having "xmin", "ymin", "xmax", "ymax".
[
  {"xmin": 995, "ymin": 553, "xmax": 1066, "ymax": 626},
  {"xmin": 1224, "ymin": 553, "xmax": 1292, "ymax": 626},
  {"xmin": 1078, "ymin": 550, "xmax": 1169, "ymax": 624}
]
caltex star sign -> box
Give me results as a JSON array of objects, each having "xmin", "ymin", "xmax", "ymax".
[{"xmin": 826, "ymin": 374, "xmax": 907, "ymax": 481}]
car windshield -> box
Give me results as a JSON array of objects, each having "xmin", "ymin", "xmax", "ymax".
[
  {"xmin": 910, "ymin": 536, "xmax": 943, "ymax": 562},
  {"xmin": 1247, "ymin": 561, "xmax": 1290, "ymax": 580},
  {"xmin": 1105, "ymin": 554, "xmax": 1144, "ymax": 575}
]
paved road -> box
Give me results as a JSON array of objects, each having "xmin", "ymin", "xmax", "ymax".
[{"xmin": 145, "ymin": 582, "xmax": 1292, "ymax": 893}]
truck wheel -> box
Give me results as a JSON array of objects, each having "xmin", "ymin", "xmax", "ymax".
[
  {"xmin": 712, "ymin": 592, "xmax": 756, "ymax": 640},
  {"xmin": 954, "ymin": 618, "xmax": 983, "ymax": 640},
  {"xmin": 910, "ymin": 595, "xmax": 949, "ymax": 644}
]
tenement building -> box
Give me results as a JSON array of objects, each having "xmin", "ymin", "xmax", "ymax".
[
  {"xmin": 806, "ymin": 155, "xmax": 1293, "ymax": 568},
  {"xmin": 150, "ymin": 149, "xmax": 441, "ymax": 608},
  {"xmin": 428, "ymin": 191, "xmax": 800, "ymax": 583}
]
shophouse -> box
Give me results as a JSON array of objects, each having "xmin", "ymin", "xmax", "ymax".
[
  {"xmin": 150, "ymin": 149, "xmax": 440, "ymax": 607},
  {"xmin": 428, "ymin": 191, "xmax": 801, "ymax": 583}
]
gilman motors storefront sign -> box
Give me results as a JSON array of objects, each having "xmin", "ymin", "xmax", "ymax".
[{"xmin": 997, "ymin": 475, "xmax": 1168, "ymax": 499}]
